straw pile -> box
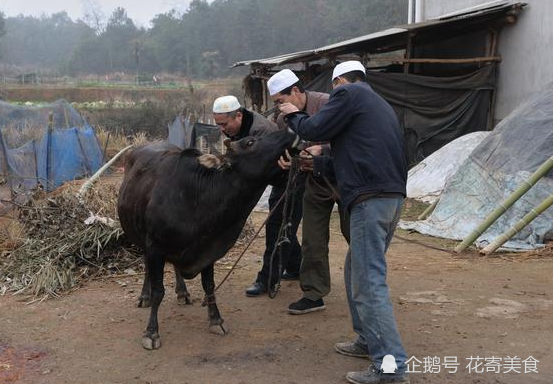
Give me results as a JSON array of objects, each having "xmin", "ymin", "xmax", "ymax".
[
  {"xmin": 0, "ymin": 179, "xmax": 259, "ymax": 299},
  {"xmin": 0, "ymin": 181, "xmax": 139, "ymax": 299}
]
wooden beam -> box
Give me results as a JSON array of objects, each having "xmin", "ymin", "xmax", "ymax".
[{"xmin": 369, "ymin": 56, "xmax": 501, "ymax": 64}]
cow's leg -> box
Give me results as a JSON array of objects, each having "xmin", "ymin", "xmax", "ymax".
[
  {"xmin": 142, "ymin": 251, "xmax": 165, "ymax": 350},
  {"xmin": 174, "ymin": 267, "xmax": 191, "ymax": 305},
  {"xmin": 201, "ymin": 264, "xmax": 228, "ymax": 335},
  {"xmin": 137, "ymin": 261, "xmax": 151, "ymax": 308}
]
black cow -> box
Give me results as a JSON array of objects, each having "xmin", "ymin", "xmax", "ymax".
[{"xmin": 117, "ymin": 129, "xmax": 296, "ymax": 349}]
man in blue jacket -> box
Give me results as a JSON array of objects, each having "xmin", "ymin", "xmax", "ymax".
[{"xmin": 279, "ymin": 61, "xmax": 409, "ymax": 384}]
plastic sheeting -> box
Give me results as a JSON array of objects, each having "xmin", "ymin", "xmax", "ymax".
[
  {"xmin": 407, "ymin": 131, "xmax": 490, "ymax": 203},
  {"xmin": 306, "ymin": 65, "xmax": 496, "ymax": 165},
  {"xmin": 0, "ymin": 100, "xmax": 103, "ymax": 192},
  {"xmin": 400, "ymin": 82, "xmax": 553, "ymax": 250},
  {"xmin": 167, "ymin": 115, "xmax": 193, "ymax": 149}
]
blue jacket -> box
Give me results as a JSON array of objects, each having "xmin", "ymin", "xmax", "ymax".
[{"xmin": 286, "ymin": 82, "xmax": 407, "ymax": 209}]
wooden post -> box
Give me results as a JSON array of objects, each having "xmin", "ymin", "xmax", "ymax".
[
  {"xmin": 46, "ymin": 112, "xmax": 54, "ymax": 191},
  {"xmin": 404, "ymin": 33, "xmax": 413, "ymax": 74},
  {"xmin": 74, "ymin": 129, "xmax": 92, "ymax": 176},
  {"xmin": 32, "ymin": 140, "xmax": 39, "ymax": 188},
  {"xmin": 102, "ymin": 131, "xmax": 111, "ymax": 164},
  {"xmin": 0, "ymin": 130, "xmax": 15, "ymax": 199},
  {"xmin": 487, "ymin": 28, "xmax": 499, "ymax": 130}
]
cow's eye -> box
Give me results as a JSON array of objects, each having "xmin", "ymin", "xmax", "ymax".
[{"xmin": 247, "ymin": 140, "xmax": 254, "ymax": 146}]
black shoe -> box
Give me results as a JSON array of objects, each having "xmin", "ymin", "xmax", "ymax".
[
  {"xmin": 245, "ymin": 281, "xmax": 267, "ymax": 297},
  {"xmin": 288, "ymin": 298, "xmax": 326, "ymax": 315},
  {"xmin": 346, "ymin": 364, "xmax": 410, "ymax": 384},
  {"xmin": 281, "ymin": 270, "xmax": 299, "ymax": 280}
]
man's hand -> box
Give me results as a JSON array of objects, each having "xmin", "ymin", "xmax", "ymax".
[
  {"xmin": 302, "ymin": 145, "xmax": 323, "ymax": 157},
  {"xmin": 298, "ymin": 158, "xmax": 313, "ymax": 172},
  {"xmin": 278, "ymin": 102, "xmax": 299, "ymax": 115},
  {"xmin": 278, "ymin": 149, "xmax": 292, "ymax": 170}
]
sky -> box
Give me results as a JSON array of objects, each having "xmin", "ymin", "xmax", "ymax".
[{"xmin": 0, "ymin": 0, "xmax": 195, "ymax": 27}]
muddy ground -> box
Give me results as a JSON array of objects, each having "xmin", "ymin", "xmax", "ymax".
[{"xmin": 1, "ymin": 208, "xmax": 552, "ymax": 384}]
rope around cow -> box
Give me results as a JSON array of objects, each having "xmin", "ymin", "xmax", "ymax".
[{"xmin": 214, "ymin": 156, "xmax": 302, "ymax": 295}]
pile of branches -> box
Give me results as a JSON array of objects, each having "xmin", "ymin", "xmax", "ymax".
[{"xmin": 0, "ymin": 182, "xmax": 140, "ymax": 299}]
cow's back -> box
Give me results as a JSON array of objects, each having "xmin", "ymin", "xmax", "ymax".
[{"xmin": 117, "ymin": 143, "xmax": 200, "ymax": 248}]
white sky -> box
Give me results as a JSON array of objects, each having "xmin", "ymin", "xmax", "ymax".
[{"xmin": 0, "ymin": 0, "xmax": 194, "ymax": 28}]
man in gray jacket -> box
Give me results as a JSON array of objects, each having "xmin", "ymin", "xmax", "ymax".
[
  {"xmin": 267, "ymin": 69, "xmax": 345, "ymax": 314},
  {"xmin": 213, "ymin": 95, "xmax": 276, "ymax": 140}
]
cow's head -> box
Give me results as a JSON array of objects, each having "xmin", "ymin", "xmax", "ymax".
[{"xmin": 224, "ymin": 129, "xmax": 297, "ymax": 182}]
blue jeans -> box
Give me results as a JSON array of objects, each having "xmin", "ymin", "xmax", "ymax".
[{"xmin": 344, "ymin": 197, "xmax": 407, "ymax": 373}]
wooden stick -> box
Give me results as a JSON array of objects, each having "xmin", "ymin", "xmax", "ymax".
[{"xmin": 76, "ymin": 144, "xmax": 133, "ymax": 203}]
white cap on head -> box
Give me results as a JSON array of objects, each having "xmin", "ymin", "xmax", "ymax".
[
  {"xmin": 267, "ymin": 69, "xmax": 300, "ymax": 96},
  {"xmin": 212, "ymin": 95, "xmax": 241, "ymax": 113},
  {"xmin": 332, "ymin": 60, "xmax": 366, "ymax": 80}
]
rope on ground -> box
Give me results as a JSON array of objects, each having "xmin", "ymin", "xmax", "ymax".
[{"xmin": 393, "ymin": 233, "xmax": 456, "ymax": 255}]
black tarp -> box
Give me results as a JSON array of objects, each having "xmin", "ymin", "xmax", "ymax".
[{"xmin": 305, "ymin": 64, "xmax": 496, "ymax": 166}]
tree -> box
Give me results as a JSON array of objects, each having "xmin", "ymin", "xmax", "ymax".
[
  {"xmin": 0, "ymin": 12, "xmax": 5, "ymax": 57},
  {"xmin": 82, "ymin": 0, "xmax": 106, "ymax": 34}
]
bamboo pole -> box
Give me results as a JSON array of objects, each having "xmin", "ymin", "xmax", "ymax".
[
  {"xmin": 76, "ymin": 144, "xmax": 133, "ymax": 204},
  {"xmin": 417, "ymin": 198, "xmax": 439, "ymax": 221},
  {"xmin": 455, "ymin": 155, "xmax": 553, "ymax": 253},
  {"xmin": 480, "ymin": 193, "xmax": 553, "ymax": 255}
]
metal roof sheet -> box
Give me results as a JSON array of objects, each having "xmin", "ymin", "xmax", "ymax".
[{"xmin": 233, "ymin": 1, "xmax": 524, "ymax": 68}]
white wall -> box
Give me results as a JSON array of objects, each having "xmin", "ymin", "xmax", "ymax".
[{"xmin": 418, "ymin": 0, "xmax": 553, "ymax": 120}]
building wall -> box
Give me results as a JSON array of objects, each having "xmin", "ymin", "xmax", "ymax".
[{"xmin": 416, "ymin": 0, "xmax": 553, "ymax": 120}]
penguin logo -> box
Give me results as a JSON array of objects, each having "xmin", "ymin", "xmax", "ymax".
[{"xmin": 381, "ymin": 355, "xmax": 398, "ymax": 373}]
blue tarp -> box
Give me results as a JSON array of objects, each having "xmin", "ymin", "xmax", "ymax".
[
  {"xmin": 0, "ymin": 100, "xmax": 104, "ymax": 192},
  {"xmin": 2, "ymin": 125, "xmax": 103, "ymax": 191}
]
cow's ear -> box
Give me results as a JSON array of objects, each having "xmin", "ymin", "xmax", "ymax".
[
  {"xmin": 223, "ymin": 138, "xmax": 232, "ymax": 148},
  {"xmin": 198, "ymin": 154, "xmax": 222, "ymax": 169}
]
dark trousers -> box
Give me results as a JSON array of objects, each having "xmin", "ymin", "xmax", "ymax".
[{"xmin": 256, "ymin": 173, "xmax": 305, "ymax": 287}]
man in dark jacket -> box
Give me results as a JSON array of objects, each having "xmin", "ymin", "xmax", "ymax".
[
  {"xmin": 212, "ymin": 95, "xmax": 302, "ymax": 297},
  {"xmin": 279, "ymin": 61, "xmax": 409, "ymax": 384}
]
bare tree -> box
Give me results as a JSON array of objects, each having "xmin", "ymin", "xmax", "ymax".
[{"xmin": 81, "ymin": 0, "xmax": 106, "ymax": 34}]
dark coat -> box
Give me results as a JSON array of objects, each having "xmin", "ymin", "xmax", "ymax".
[{"xmin": 285, "ymin": 82, "xmax": 407, "ymax": 209}]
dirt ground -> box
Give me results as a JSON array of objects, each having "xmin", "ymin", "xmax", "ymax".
[{"xmin": 1, "ymin": 207, "xmax": 552, "ymax": 384}]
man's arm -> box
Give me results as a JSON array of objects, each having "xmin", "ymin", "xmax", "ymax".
[{"xmin": 283, "ymin": 87, "xmax": 351, "ymax": 142}]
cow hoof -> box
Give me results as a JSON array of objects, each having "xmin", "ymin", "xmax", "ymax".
[
  {"xmin": 142, "ymin": 333, "xmax": 161, "ymax": 350},
  {"xmin": 177, "ymin": 293, "xmax": 192, "ymax": 306},
  {"xmin": 209, "ymin": 323, "xmax": 228, "ymax": 336},
  {"xmin": 137, "ymin": 297, "xmax": 151, "ymax": 308}
]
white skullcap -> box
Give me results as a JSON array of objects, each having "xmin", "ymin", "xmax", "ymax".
[
  {"xmin": 267, "ymin": 69, "xmax": 300, "ymax": 96},
  {"xmin": 212, "ymin": 95, "xmax": 241, "ymax": 113},
  {"xmin": 332, "ymin": 61, "xmax": 366, "ymax": 80}
]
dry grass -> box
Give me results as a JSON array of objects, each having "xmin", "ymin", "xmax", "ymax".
[
  {"xmin": 1, "ymin": 123, "xmax": 44, "ymax": 149},
  {"xmin": 0, "ymin": 181, "xmax": 139, "ymax": 298},
  {"xmin": 0, "ymin": 216, "xmax": 25, "ymax": 252},
  {"xmin": 96, "ymin": 126, "xmax": 152, "ymax": 159}
]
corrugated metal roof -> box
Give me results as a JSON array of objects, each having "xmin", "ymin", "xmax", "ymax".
[{"xmin": 233, "ymin": 1, "xmax": 524, "ymax": 68}]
